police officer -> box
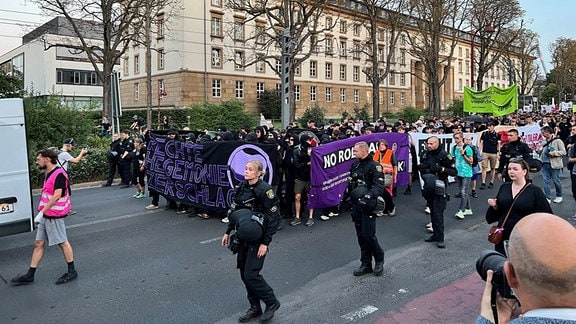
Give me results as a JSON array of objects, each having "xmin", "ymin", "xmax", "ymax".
[
  {"xmin": 346, "ymin": 141, "xmax": 386, "ymax": 277},
  {"xmin": 418, "ymin": 136, "xmax": 457, "ymax": 248},
  {"xmin": 221, "ymin": 160, "xmax": 281, "ymax": 323},
  {"xmin": 103, "ymin": 133, "xmax": 122, "ymax": 187},
  {"xmin": 497, "ymin": 128, "xmax": 533, "ymax": 182},
  {"xmin": 118, "ymin": 129, "xmax": 135, "ymax": 188}
]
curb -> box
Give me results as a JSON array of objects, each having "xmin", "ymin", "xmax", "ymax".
[{"xmin": 31, "ymin": 180, "xmax": 122, "ymax": 195}]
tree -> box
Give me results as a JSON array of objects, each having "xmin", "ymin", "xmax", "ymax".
[
  {"xmin": 550, "ymin": 37, "xmax": 576, "ymax": 103},
  {"xmin": 406, "ymin": 0, "xmax": 471, "ymax": 117},
  {"xmin": 258, "ymin": 89, "xmax": 282, "ymax": 120},
  {"xmin": 0, "ymin": 71, "xmax": 24, "ymax": 98},
  {"xmin": 469, "ymin": 0, "xmax": 525, "ymax": 90},
  {"xmin": 355, "ymin": 0, "xmax": 409, "ymax": 120},
  {"xmin": 33, "ymin": 0, "xmax": 144, "ymax": 118},
  {"xmin": 227, "ymin": 0, "xmax": 334, "ymax": 122}
]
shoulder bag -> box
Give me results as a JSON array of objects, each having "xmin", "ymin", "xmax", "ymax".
[{"xmin": 488, "ymin": 184, "xmax": 529, "ymax": 244}]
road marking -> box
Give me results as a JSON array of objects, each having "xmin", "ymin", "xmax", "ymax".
[
  {"xmin": 200, "ymin": 237, "xmax": 221, "ymax": 244},
  {"xmin": 66, "ymin": 210, "xmax": 159, "ymax": 229},
  {"xmin": 341, "ymin": 305, "xmax": 379, "ymax": 321}
]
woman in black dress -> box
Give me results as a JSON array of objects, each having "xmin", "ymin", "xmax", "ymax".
[{"xmin": 486, "ymin": 158, "xmax": 552, "ymax": 255}]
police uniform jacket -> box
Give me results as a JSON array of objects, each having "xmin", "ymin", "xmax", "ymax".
[
  {"xmin": 348, "ymin": 153, "xmax": 385, "ymax": 200},
  {"xmin": 497, "ymin": 140, "xmax": 532, "ymax": 174},
  {"xmin": 418, "ymin": 147, "xmax": 458, "ymax": 182},
  {"xmin": 226, "ymin": 180, "xmax": 280, "ymax": 246},
  {"xmin": 120, "ymin": 137, "xmax": 135, "ymax": 159}
]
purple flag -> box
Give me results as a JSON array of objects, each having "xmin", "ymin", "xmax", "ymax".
[{"xmin": 308, "ymin": 133, "xmax": 410, "ymax": 209}]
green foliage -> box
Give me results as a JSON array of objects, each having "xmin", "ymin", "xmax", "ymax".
[
  {"xmin": 539, "ymin": 83, "xmax": 558, "ymax": 104},
  {"xmin": 258, "ymin": 89, "xmax": 281, "ymax": 119},
  {"xmin": 446, "ymin": 99, "xmax": 464, "ymax": 117},
  {"xmin": 397, "ymin": 106, "xmax": 428, "ymax": 123},
  {"xmin": 352, "ymin": 104, "xmax": 371, "ymax": 122},
  {"xmin": 186, "ymin": 100, "xmax": 258, "ymax": 131},
  {"xmin": 297, "ymin": 104, "xmax": 326, "ymax": 128},
  {"xmin": 0, "ymin": 70, "xmax": 24, "ymax": 98}
]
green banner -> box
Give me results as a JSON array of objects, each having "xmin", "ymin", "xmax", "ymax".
[{"xmin": 463, "ymin": 84, "xmax": 518, "ymax": 117}]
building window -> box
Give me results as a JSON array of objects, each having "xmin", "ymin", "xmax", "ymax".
[
  {"xmin": 123, "ymin": 57, "xmax": 129, "ymax": 76},
  {"xmin": 90, "ymin": 72, "xmax": 97, "ymax": 85},
  {"xmin": 310, "ymin": 86, "xmax": 316, "ymax": 101},
  {"xmin": 353, "ymin": 89, "xmax": 359, "ymax": 103},
  {"xmin": 211, "ymin": 16, "xmax": 222, "ymax": 37},
  {"xmin": 326, "ymin": 87, "xmax": 332, "ymax": 102},
  {"xmin": 234, "ymin": 20, "xmax": 244, "ymax": 41},
  {"xmin": 212, "ymin": 79, "xmax": 221, "ymax": 97},
  {"xmin": 56, "ymin": 69, "xmax": 103, "ymax": 86},
  {"xmin": 339, "ymin": 40, "xmax": 347, "ymax": 57},
  {"xmin": 211, "ymin": 0, "xmax": 222, "ymax": 7},
  {"xmin": 325, "ymin": 17, "xmax": 333, "ymax": 29},
  {"xmin": 379, "ymin": 91, "xmax": 384, "ymax": 105},
  {"xmin": 325, "ymin": 62, "xmax": 332, "ymax": 79},
  {"xmin": 377, "ymin": 28, "xmax": 384, "ymax": 41},
  {"xmin": 458, "ymin": 46, "xmax": 462, "ymax": 57},
  {"xmin": 339, "ymin": 20, "xmax": 347, "ymax": 33},
  {"xmin": 256, "ymin": 54, "xmax": 265, "ymax": 73},
  {"xmin": 135, "ymin": 83, "xmax": 140, "ymax": 100},
  {"xmin": 294, "ymin": 85, "xmax": 300, "ymax": 101},
  {"xmin": 353, "ymin": 23, "xmax": 360, "ymax": 36},
  {"xmin": 353, "ymin": 66, "xmax": 360, "ymax": 82},
  {"xmin": 353, "ymin": 42, "xmax": 360, "ymax": 60},
  {"xmin": 211, "ymin": 47, "xmax": 222, "ymax": 68},
  {"xmin": 255, "ymin": 25, "xmax": 266, "ymax": 45},
  {"xmin": 134, "ymin": 54, "xmax": 140, "ymax": 74},
  {"xmin": 158, "ymin": 48, "xmax": 165, "ymax": 70},
  {"xmin": 400, "ymin": 73, "xmax": 405, "ymax": 86},
  {"xmin": 458, "ymin": 78, "xmax": 463, "ymax": 91},
  {"xmin": 276, "ymin": 59, "xmax": 281, "ymax": 73},
  {"xmin": 389, "ymin": 73, "xmax": 395, "ymax": 85},
  {"xmin": 294, "ymin": 65, "xmax": 300, "ymax": 76},
  {"xmin": 389, "ymin": 91, "xmax": 395, "ymax": 105},
  {"xmin": 234, "ymin": 51, "xmax": 244, "ymax": 70},
  {"xmin": 157, "ymin": 15, "xmax": 164, "ymax": 39},
  {"xmin": 401, "ymin": 92, "xmax": 405, "ymax": 105},
  {"xmin": 310, "ymin": 60, "xmax": 317, "ymax": 78},
  {"xmin": 465, "ymin": 61, "xmax": 470, "ymax": 75},
  {"xmin": 158, "ymin": 79, "xmax": 165, "ymax": 96},
  {"xmin": 378, "ymin": 46, "xmax": 384, "ymax": 62},
  {"xmin": 325, "ymin": 37, "xmax": 333, "ymax": 54},
  {"xmin": 400, "ymin": 49, "xmax": 406, "ymax": 65},
  {"xmin": 340, "ymin": 88, "xmax": 346, "ymax": 103},
  {"xmin": 235, "ymin": 81, "xmax": 244, "ymax": 99},
  {"xmin": 256, "ymin": 82, "xmax": 265, "ymax": 99},
  {"xmin": 339, "ymin": 64, "xmax": 346, "ymax": 80}
]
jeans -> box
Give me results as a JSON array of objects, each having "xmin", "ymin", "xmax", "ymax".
[
  {"xmin": 456, "ymin": 176, "xmax": 471, "ymax": 211},
  {"xmin": 541, "ymin": 163, "xmax": 562, "ymax": 199}
]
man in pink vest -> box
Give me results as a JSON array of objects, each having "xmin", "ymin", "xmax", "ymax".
[{"xmin": 11, "ymin": 149, "xmax": 77, "ymax": 286}]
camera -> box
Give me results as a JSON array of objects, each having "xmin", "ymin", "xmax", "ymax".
[
  {"xmin": 84, "ymin": 148, "xmax": 93, "ymax": 155},
  {"xmin": 476, "ymin": 250, "xmax": 515, "ymax": 299}
]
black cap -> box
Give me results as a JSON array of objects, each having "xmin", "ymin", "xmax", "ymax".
[{"xmin": 63, "ymin": 138, "xmax": 75, "ymax": 145}]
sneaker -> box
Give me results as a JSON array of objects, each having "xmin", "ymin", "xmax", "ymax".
[
  {"xmin": 479, "ymin": 183, "xmax": 486, "ymax": 190},
  {"xmin": 488, "ymin": 182, "xmax": 494, "ymax": 189},
  {"xmin": 135, "ymin": 192, "xmax": 146, "ymax": 199},
  {"xmin": 426, "ymin": 223, "xmax": 434, "ymax": 233},
  {"xmin": 437, "ymin": 241, "xmax": 446, "ymax": 249},
  {"xmin": 221, "ymin": 217, "xmax": 229, "ymax": 224},
  {"xmin": 305, "ymin": 218, "xmax": 315, "ymax": 226},
  {"xmin": 455, "ymin": 210, "xmax": 465, "ymax": 219},
  {"xmin": 388, "ymin": 207, "xmax": 396, "ymax": 217},
  {"xmin": 320, "ymin": 215, "xmax": 330, "ymax": 221},
  {"xmin": 290, "ymin": 218, "xmax": 301, "ymax": 226},
  {"xmin": 328, "ymin": 212, "xmax": 339, "ymax": 217},
  {"xmin": 69, "ymin": 210, "xmax": 77, "ymax": 216},
  {"xmin": 55, "ymin": 271, "xmax": 77, "ymax": 285},
  {"xmin": 424, "ymin": 207, "xmax": 431, "ymax": 214},
  {"xmin": 471, "ymin": 191, "xmax": 478, "ymax": 198},
  {"xmin": 132, "ymin": 192, "xmax": 140, "ymax": 198},
  {"xmin": 375, "ymin": 211, "xmax": 386, "ymax": 217},
  {"xmin": 463, "ymin": 209, "xmax": 473, "ymax": 215},
  {"xmin": 176, "ymin": 209, "xmax": 187, "ymax": 214},
  {"xmin": 10, "ymin": 274, "xmax": 34, "ymax": 286},
  {"xmin": 553, "ymin": 197, "xmax": 563, "ymax": 203},
  {"xmin": 546, "ymin": 198, "xmax": 551, "ymax": 204},
  {"xmin": 145, "ymin": 204, "xmax": 158, "ymax": 210},
  {"xmin": 197, "ymin": 213, "xmax": 210, "ymax": 219}
]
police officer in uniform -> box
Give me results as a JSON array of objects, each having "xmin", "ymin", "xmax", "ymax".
[
  {"xmin": 103, "ymin": 133, "xmax": 122, "ymax": 187},
  {"xmin": 118, "ymin": 129, "xmax": 135, "ymax": 188},
  {"xmin": 221, "ymin": 160, "xmax": 281, "ymax": 323},
  {"xmin": 346, "ymin": 141, "xmax": 386, "ymax": 277},
  {"xmin": 497, "ymin": 128, "xmax": 533, "ymax": 182},
  {"xmin": 418, "ymin": 136, "xmax": 457, "ymax": 248}
]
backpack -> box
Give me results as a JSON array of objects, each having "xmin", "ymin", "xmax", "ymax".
[{"xmin": 461, "ymin": 144, "xmax": 481, "ymax": 167}]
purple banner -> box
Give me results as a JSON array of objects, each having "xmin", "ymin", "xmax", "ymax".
[{"xmin": 308, "ymin": 133, "xmax": 410, "ymax": 209}]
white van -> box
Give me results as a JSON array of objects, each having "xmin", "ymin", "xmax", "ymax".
[{"xmin": 0, "ymin": 98, "xmax": 33, "ymax": 236}]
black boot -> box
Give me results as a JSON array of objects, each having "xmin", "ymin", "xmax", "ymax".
[
  {"xmin": 403, "ymin": 186, "xmax": 412, "ymax": 195},
  {"xmin": 260, "ymin": 300, "xmax": 280, "ymax": 322},
  {"xmin": 238, "ymin": 305, "xmax": 262, "ymax": 323},
  {"xmin": 353, "ymin": 264, "xmax": 373, "ymax": 276}
]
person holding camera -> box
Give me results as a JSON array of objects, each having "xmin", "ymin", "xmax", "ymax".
[
  {"xmin": 486, "ymin": 158, "xmax": 551, "ymax": 255},
  {"xmin": 221, "ymin": 160, "xmax": 281, "ymax": 323},
  {"xmin": 345, "ymin": 141, "xmax": 386, "ymax": 276},
  {"xmin": 476, "ymin": 213, "xmax": 576, "ymax": 324},
  {"xmin": 418, "ymin": 136, "xmax": 458, "ymax": 248},
  {"xmin": 58, "ymin": 138, "xmax": 88, "ymax": 172}
]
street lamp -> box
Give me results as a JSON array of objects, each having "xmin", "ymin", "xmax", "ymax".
[{"xmin": 470, "ymin": 24, "xmax": 495, "ymax": 89}]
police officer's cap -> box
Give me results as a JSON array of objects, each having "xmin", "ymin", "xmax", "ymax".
[{"xmin": 230, "ymin": 209, "xmax": 263, "ymax": 242}]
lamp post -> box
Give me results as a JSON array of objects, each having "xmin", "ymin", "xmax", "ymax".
[{"xmin": 470, "ymin": 24, "xmax": 495, "ymax": 89}]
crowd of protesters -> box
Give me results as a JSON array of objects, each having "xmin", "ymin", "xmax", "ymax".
[{"xmin": 104, "ymin": 110, "xmax": 576, "ymax": 227}]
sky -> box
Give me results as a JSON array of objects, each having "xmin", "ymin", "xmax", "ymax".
[{"xmin": 0, "ymin": 0, "xmax": 574, "ymax": 72}]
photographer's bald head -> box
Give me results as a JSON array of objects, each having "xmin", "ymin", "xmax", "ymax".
[{"xmin": 505, "ymin": 213, "xmax": 576, "ymax": 311}]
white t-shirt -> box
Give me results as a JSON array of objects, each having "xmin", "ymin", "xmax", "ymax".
[{"xmin": 58, "ymin": 151, "xmax": 73, "ymax": 171}]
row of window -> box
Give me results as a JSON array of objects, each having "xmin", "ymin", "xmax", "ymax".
[
  {"xmin": 124, "ymin": 49, "xmax": 165, "ymax": 76},
  {"xmin": 56, "ymin": 69, "xmax": 102, "ymax": 86}
]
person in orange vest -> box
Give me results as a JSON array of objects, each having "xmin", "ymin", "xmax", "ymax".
[
  {"xmin": 11, "ymin": 149, "xmax": 78, "ymax": 286},
  {"xmin": 373, "ymin": 139, "xmax": 397, "ymax": 216}
]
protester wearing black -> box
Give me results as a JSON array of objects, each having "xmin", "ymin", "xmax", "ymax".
[
  {"xmin": 103, "ymin": 133, "xmax": 122, "ymax": 187},
  {"xmin": 221, "ymin": 160, "xmax": 281, "ymax": 323},
  {"xmin": 118, "ymin": 130, "xmax": 135, "ymax": 188},
  {"xmin": 497, "ymin": 129, "xmax": 532, "ymax": 182},
  {"xmin": 418, "ymin": 136, "xmax": 458, "ymax": 248},
  {"xmin": 346, "ymin": 141, "xmax": 386, "ymax": 277}
]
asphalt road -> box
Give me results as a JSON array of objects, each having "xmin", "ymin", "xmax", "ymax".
[{"xmin": 0, "ymin": 172, "xmax": 574, "ymax": 324}]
